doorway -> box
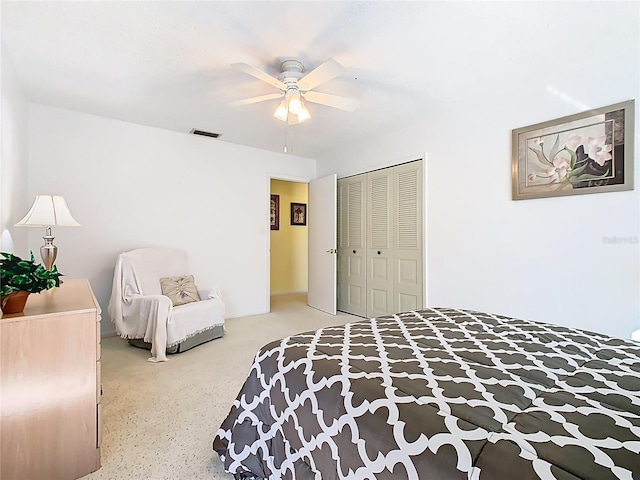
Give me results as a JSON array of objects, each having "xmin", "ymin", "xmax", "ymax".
[{"xmin": 270, "ymin": 179, "xmax": 309, "ymax": 304}]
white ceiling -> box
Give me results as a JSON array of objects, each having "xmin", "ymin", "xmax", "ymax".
[{"xmin": 1, "ymin": 1, "xmax": 627, "ymax": 158}]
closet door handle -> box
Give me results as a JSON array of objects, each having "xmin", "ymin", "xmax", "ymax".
[
  {"xmin": 353, "ymin": 250, "xmax": 356, "ymax": 254},
  {"xmin": 377, "ymin": 251, "xmax": 381, "ymax": 255}
]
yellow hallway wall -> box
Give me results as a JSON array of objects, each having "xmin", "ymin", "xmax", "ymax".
[{"xmin": 270, "ymin": 179, "xmax": 308, "ymax": 295}]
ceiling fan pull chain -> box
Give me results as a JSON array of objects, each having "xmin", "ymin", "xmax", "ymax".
[
  {"xmin": 289, "ymin": 125, "xmax": 294, "ymax": 153},
  {"xmin": 284, "ymin": 126, "xmax": 288, "ymax": 153}
]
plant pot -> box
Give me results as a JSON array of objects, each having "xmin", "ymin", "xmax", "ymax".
[{"xmin": 1, "ymin": 291, "xmax": 30, "ymax": 314}]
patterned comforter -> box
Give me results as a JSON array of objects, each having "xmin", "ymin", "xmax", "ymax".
[{"xmin": 213, "ymin": 308, "xmax": 640, "ymax": 480}]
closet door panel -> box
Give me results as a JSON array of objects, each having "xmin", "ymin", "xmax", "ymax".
[
  {"xmin": 346, "ymin": 255, "xmax": 364, "ymax": 313},
  {"xmin": 397, "ymin": 257, "xmax": 419, "ymax": 309},
  {"xmin": 337, "ymin": 176, "xmax": 367, "ymax": 316},
  {"xmin": 393, "ymin": 161, "xmax": 423, "ymax": 312},
  {"xmin": 370, "ymin": 288, "xmax": 390, "ymax": 313},
  {"xmin": 367, "ymin": 170, "xmax": 394, "ymax": 318},
  {"xmin": 337, "ymin": 180, "xmax": 345, "ymax": 310}
]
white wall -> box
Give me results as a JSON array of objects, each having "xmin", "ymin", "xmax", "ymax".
[
  {"xmin": 27, "ymin": 104, "xmax": 316, "ymax": 335},
  {"xmin": 317, "ymin": 5, "xmax": 640, "ymax": 339},
  {"xmin": 0, "ymin": 41, "xmax": 29, "ymax": 255}
]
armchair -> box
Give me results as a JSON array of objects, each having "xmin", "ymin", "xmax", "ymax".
[{"xmin": 107, "ymin": 247, "xmax": 225, "ymax": 362}]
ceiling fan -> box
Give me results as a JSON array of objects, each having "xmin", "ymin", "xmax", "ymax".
[{"xmin": 230, "ymin": 58, "xmax": 358, "ymax": 125}]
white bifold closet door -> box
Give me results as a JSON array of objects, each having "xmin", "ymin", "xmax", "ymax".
[
  {"xmin": 367, "ymin": 168, "xmax": 394, "ymax": 318},
  {"xmin": 337, "ymin": 160, "xmax": 423, "ymax": 318},
  {"xmin": 393, "ymin": 161, "xmax": 423, "ymax": 313},
  {"xmin": 337, "ymin": 175, "xmax": 367, "ymax": 317}
]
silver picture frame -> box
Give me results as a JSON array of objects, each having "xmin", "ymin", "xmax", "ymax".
[{"xmin": 512, "ymin": 100, "xmax": 634, "ymax": 200}]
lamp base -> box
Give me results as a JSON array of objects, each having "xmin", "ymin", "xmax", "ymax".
[{"xmin": 41, "ymin": 235, "xmax": 58, "ymax": 270}]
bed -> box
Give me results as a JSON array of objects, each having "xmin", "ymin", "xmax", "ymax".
[{"xmin": 213, "ymin": 307, "xmax": 640, "ymax": 480}]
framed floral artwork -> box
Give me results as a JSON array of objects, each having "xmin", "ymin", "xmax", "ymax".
[
  {"xmin": 512, "ymin": 100, "xmax": 634, "ymax": 200},
  {"xmin": 270, "ymin": 194, "xmax": 279, "ymax": 230}
]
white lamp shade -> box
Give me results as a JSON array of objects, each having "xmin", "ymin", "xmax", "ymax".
[
  {"xmin": 273, "ymin": 100, "xmax": 288, "ymax": 122},
  {"xmin": 15, "ymin": 194, "xmax": 81, "ymax": 227},
  {"xmin": 275, "ymin": 91, "xmax": 313, "ymax": 124},
  {"xmin": 297, "ymin": 103, "xmax": 311, "ymax": 122},
  {"xmin": 288, "ymin": 93, "xmax": 302, "ymax": 114}
]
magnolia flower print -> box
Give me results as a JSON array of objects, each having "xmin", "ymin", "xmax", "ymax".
[
  {"xmin": 546, "ymin": 151, "xmax": 571, "ymax": 183},
  {"xmin": 587, "ymin": 135, "xmax": 613, "ymax": 166},
  {"xmin": 527, "ymin": 131, "xmax": 612, "ymax": 187},
  {"xmin": 565, "ymin": 134, "xmax": 582, "ymax": 151}
]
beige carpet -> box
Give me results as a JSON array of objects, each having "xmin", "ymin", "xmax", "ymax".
[{"xmin": 81, "ymin": 294, "xmax": 359, "ymax": 480}]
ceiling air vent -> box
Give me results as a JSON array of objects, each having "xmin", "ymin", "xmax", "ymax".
[{"xmin": 190, "ymin": 129, "xmax": 221, "ymax": 138}]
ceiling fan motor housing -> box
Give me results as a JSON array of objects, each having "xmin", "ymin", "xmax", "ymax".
[{"xmin": 278, "ymin": 60, "xmax": 306, "ymax": 90}]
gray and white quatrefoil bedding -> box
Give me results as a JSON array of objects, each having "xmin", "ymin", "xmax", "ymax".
[{"xmin": 213, "ymin": 308, "xmax": 640, "ymax": 480}]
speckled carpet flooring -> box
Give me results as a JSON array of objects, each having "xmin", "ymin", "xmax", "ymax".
[{"xmin": 81, "ymin": 294, "xmax": 358, "ymax": 480}]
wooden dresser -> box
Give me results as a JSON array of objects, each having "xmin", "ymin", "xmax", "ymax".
[{"xmin": 0, "ymin": 279, "xmax": 101, "ymax": 480}]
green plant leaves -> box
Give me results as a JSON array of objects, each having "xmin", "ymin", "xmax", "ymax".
[{"xmin": 0, "ymin": 251, "xmax": 63, "ymax": 295}]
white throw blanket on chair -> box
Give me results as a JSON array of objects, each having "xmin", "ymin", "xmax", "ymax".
[{"xmin": 107, "ymin": 247, "xmax": 225, "ymax": 362}]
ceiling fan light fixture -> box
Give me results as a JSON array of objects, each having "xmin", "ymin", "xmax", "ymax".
[
  {"xmin": 288, "ymin": 92, "xmax": 303, "ymax": 114},
  {"xmin": 297, "ymin": 103, "xmax": 311, "ymax": 123},
  {"xmin": 274, "ymin": 94, "xmax": 311, "ymax": 123},
  {"xmin": 273, "ymin": 100, "xmax": 288, "ymax": 121}
]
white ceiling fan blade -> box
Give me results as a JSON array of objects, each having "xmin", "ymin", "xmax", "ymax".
[
  {"xmin": 231, "ymin": 62, "xmax": 286, "ymax": 90},
  {"xmin": 299, "ymin": 58, "xmax": 346, "ymax": 91},
  {"xmin": 229, "ymin": 93, "xmax": 283, "ymax": 106},
  {"xmin": 303, "ymin": 91, "xmax": 359, "ymax": 111}
]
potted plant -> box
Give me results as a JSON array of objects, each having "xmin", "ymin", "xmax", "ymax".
[{"xmin": 1, "ymin": 252, "xmax": 63, "ymax": 314}]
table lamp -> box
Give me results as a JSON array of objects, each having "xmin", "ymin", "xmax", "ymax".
[{"xmin": 15, "ymin": 194, "xmax": 81, "ymax": 270}]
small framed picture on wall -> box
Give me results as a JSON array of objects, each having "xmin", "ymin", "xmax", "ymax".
[
  {"xmin": 291, "ymin": 203, "xmax": 307, "ymax": 226},
  {"xmin": 270, "ymin": 194, "xmax": 279, "ymax": 230}
]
